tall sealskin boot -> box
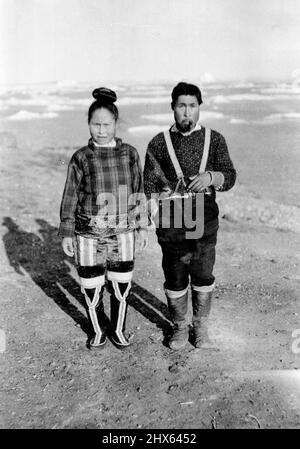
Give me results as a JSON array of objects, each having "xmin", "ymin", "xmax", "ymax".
[
  {"xmin": 82, "ymin": 285, "xmax": 107, "ymax": 349},
  {"xmin": 167, "ymin": 291, "xmax": 189, "ymax": 350},
  {"xmin": 192, "ymin": 289, "xmax": 217, "ymax": 349},
  {"xmin": 110, "ymin": 281, "xmax": 131, "ymax": 349}
]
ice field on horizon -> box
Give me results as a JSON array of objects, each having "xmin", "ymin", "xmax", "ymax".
[{"xmin": 0, "ymin": 79, "xmax": 300, "ymax": 225}]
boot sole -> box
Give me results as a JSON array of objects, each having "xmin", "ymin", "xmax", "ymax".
[
  {"xmin": 169, "ymin": 344, "xmax": 187, "ymax": 350},
  {"xmin": 111, "ymin": 336, "xmax": 131, "ymax": 350},
  {"xmin": 89, "ymin": 337, "xmax": 107, "ymax": 350},
  {"xmin": 194, "ymin": 343, "xmax": 220, "ymax": 351},
  {"xmin": 169, "ymin": 340, "xmax": 189, "ymax": 350},
  {"xmin": 194, "ymin": 338, "xmax": 219, "ymax": 350}
]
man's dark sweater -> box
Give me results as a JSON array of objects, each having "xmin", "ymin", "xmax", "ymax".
[{"xmin": 143, "ymin": 126, "xmax": 237, "ymax": 237}]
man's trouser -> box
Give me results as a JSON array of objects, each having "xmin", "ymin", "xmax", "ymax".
[
  {"xmin": 74, "ymin": 232, "xmax": 135, "ymax": 348},
  {"xmin": 158, "ymin": 224, "xmax": 218, "ymax": 348}
]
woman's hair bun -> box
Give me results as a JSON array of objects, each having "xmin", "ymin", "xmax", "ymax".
[{"xmin": 92, "ymin": 87, "xmax": 117, "ymax": 103}]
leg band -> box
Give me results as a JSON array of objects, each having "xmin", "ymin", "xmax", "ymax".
[
  {"xmin": 165, "ymin": 287, "xmax": 189, "ymax": 299},
  {"xmin": 191, "ymin": 282, "xmax": 215, "ymax": 293},
  {"xmin": 107, "ymin": 270, "xmax": 133, "ymax": 284},
  {"xmin": 81, "ymin": 275, "xmax": 105, "ymax": 347},
  {"xmin": 112, "ymin": 280, "xmax": 130, "ymax": 346}
]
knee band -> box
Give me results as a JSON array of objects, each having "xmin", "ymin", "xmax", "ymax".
[
  {"xmin": 78, "ymin": 265, "xmax": 105, "ymax": 280},
  {"xmin": 191, "ymin": 283, "xmax": 215, "ymax": 293},
  {"xmin": 165, "ymin": 287, "xmax": 188, "ymax": 299},
  {"xmin": 80, "ymin": 274, "xmax": 105, "ymax": 290}
]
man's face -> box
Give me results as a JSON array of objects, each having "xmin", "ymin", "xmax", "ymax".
[
  {"xmin": 173, "ymin": 95, "xmax": 200, "ymax": 133},
  {"xmin": 89, "ymin": 108, "xmax": 116, "ymax": 145}
]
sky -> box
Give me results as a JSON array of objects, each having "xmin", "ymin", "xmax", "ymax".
[{"xmin": 1, "ymin": 0, "xmax": 300, "ymax": 85}]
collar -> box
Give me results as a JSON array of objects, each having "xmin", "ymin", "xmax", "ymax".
[
  {"xmin": 170, "ymin": 122, "xmax": 202, "ymax": 136},
  {"xmin": 88, "ymin": 137, "xmax": 120, "ymax": 151},
  {"xmin": 92, "ymin": 138, "xmax": 117, "ymax": 148}
]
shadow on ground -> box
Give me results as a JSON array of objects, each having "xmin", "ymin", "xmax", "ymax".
[{"xmin": 2, "ymin": 217, "xmax": 171, "ymax": 343}]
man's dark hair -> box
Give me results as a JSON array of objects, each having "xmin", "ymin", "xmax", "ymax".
[{"xmin": 171, "ymin": 82, "xmax": 203, "ymax": 109}]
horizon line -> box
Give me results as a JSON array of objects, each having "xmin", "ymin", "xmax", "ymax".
[{"xmin": 0, "ymin": 76, "xmax": 296, "ymax": 88}]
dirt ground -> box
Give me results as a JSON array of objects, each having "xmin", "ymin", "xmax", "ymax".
[{"xmin": 0, "ymin": 131, "xmax": 300, "ymax": 429}]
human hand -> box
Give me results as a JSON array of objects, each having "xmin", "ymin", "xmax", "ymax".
[
  {"xmin": 187, "ymin": 172, "xmax": 212, "ymax": 193},
  {"xmin": 62, "ymin": 237, "xmax": 74, "ymax": 257},
  {"xmin": 136, "ymin": 229, "xmax": 148, "ymax": 251},
  {"xmin": 160, "ymin": 186, "xmax": 173, "ymax": 199}
]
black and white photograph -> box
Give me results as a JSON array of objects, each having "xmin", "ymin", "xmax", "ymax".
[{"xmin": 0, "ymin": 0, "xmax": 300, "ymax": 431}]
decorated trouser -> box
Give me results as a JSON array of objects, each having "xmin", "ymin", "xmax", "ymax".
[
  {"xmin": 158, "ymin": 224, "xmax": 218, "ymax": 349},
  {"xmin": 74, "ymin": 231, "xmax": 135, "ymax": 348}
]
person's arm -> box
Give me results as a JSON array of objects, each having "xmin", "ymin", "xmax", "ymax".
[
  {"xmin": 209, "ymin": 133, "xmax": 237, "ymax": 191},
  {"xmin": 188, "ymin": 133, "xmax": 237, "ymax": 193},
  {"xmin": 143, "ymin": 141, "xmax": 175, "ymax": 221},
  {"xmin": 58, "ymin": 154, "xmax": 83, "ymax": 238},
  {"xmin": 143, "ymin": 142, "xmax": 170, "ymax": 199},
  {"xmin": 129, "ymin": 148, "xmax": 148, "ymax": 249}
]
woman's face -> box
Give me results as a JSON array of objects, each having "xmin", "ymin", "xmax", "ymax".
[{"xmin": 89, "ymin": 108, "xmax": 116, "ymax": 145}]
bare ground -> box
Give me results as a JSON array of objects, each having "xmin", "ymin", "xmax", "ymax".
[{"xmin": 0, "ymin": 132, "xmax": 300, "ymax": 429}]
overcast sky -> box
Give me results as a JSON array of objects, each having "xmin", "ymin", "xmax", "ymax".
[{"xmin": 1, "ymin": 0, "xmax": 300, "ymax": 85}]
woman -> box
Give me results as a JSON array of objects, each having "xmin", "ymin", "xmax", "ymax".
[{"xmin": 59, "ymin": 87, "xmax": 148, "ymax": 349}]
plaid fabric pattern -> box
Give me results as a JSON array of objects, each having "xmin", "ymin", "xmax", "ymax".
[
  {"xmin": 143, "ymin": 126, "xmax": 236, "ymax": 197},
  {"xmin": 59, "ymin": 138, "xmax": 146, "ymax": 237}
]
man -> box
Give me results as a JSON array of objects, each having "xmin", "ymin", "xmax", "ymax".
[{"xmin": 143, "ymin": 82, "xmax": 236, "ymax": 350}]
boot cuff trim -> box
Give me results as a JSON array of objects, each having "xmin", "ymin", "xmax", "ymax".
[
  {"xmin": 107, "ymin": 271, "xmax": 133, "ymax": 282},
  {"xmin": 192, "ymin": 283, "xmax": 215, "ymax": 293},
  {"xmin": 80, "ymin": 275, "xmax": 105, "ymax": 289},
  {"xmin": 165, "ymin": 287, "xmax": 188, "ymax": 298}
]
